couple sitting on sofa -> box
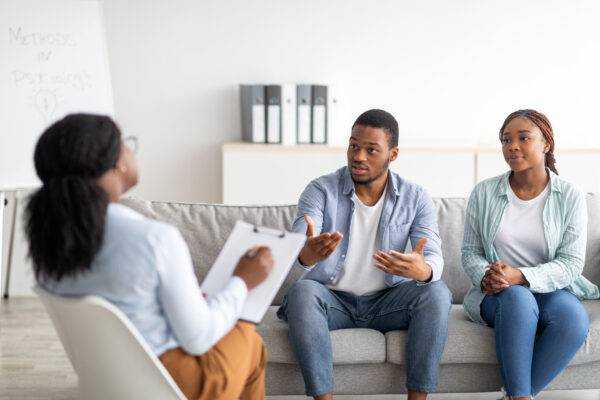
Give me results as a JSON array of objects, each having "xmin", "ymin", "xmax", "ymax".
[{"xmin": 28, "ymin": 108, "xmax": 598, "ymax": 400}]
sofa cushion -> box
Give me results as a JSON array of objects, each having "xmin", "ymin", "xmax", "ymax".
[
  {"xmin": 257, "ymin": 306, "xmax": 386, "ymax": 364},
  {"xmin": 386, "ymin": 302, "xmax": 600, "ymax": 366}
]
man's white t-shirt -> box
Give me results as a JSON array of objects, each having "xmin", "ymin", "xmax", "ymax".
[
  {"xmin": 493, "ymin": 183, "xmax": 550, "ymax": 268},
  {"xmin": 328, "ymin": 188, "xmax": 388, "ymax": 296}
]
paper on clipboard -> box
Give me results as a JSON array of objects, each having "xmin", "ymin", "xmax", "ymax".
[{"xmin": 200, "ymin": 220, "xmax": 306, "ymax": 323}]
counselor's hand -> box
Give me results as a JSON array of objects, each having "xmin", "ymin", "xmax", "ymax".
[{"xmin": 233, "ymin": 246, "xmax": 274, "ymax": 290}]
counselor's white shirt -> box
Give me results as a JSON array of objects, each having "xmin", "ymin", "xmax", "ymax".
[{"xmin": 41, "ymin": 203, "xmax": 247, "ymax": 356}]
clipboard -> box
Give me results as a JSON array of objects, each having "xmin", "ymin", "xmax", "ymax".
[{"xmin": 200, "ymin": 220, "xmax": 306, "ymax": 323}]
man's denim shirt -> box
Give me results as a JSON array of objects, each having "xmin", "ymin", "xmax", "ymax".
[{"xmin": 292, "ymin": 166, "xmax": 444, "ymax": 287}]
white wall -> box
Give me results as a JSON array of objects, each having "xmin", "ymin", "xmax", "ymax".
[{"xmin": 102, "ymin": 0, "xmax": 600, "ymax": 204}]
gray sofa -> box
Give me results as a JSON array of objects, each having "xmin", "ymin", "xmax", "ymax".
[{"xmin": 121, "ymin": 195, "xmax": 600, "ymax": 395}]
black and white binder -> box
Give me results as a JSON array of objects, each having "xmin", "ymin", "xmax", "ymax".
[
  {"xmin": 265, "ymin": 85, "xmax": 282, "ymax": 144},
  {"xmin": 281, "ymin": 84, "xmax": 297, "ymax": 146},
  {"xmin": 296, "ymin": 84, "xmax": 312, "ymax": 144},
  {"xmin": 240, "ymin": 85, "xmax": 266, "ymax": 143},
  {"xmin": 311, "ymin": 85, "xmax": 327, "ymax": 144}
]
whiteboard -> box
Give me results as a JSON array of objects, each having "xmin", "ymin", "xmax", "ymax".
[{"xmin": 0, "ymin": 0, "xmax": 114, "ymax": 188}]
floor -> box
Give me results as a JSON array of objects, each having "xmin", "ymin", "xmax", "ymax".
[{"xmin": 1, "ymin": 297, "xmax": 598, "ymax": 400}]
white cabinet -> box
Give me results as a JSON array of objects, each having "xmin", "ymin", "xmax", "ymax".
[
  {"xmin": 222, "ymin": 143, "xmax": 346, "ymax": 205},
  {"xmin": 392, "ymin": 151, "xmax": 475, "ymax": 198},
  {"xmin": 554, "ymin": 152, "xmax": 600, "ymax": 194},
  {"xmin": 223, "ymin": 142, "xmax": 600, "ymax": 205},
  {"xmin": 222, "ymin": 143, "xmax": 475, "ymax": 205}
]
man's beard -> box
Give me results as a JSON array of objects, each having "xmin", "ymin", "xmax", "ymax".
[{"xmin": 351, "ymin": 158, "xmax": 390, "ymax": 186}]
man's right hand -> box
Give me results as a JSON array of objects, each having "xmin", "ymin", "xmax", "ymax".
[
  {"xmin": 297, "ymin": 214, "xmax": 343, "ymax": 267},
  {"xmin": 233, "ymin": 246, "xmax": 274, "ymax": 290}
]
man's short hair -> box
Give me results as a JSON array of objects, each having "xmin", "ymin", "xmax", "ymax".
[{"xmin": 352, "ymin": 109, "xmax": 399, "ymax": 148}]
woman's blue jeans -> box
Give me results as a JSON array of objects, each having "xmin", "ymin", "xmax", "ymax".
[{"xmin": 480, "ymin": 285, "xmax": 589, "ymax": 398}]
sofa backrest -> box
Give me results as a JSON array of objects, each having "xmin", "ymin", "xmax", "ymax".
[
  {"xmin": 120, "ymin": 198, "xmax": 303, "ymax": 305},
  {"xmin": 584, "ymin": 194, "xmax": 600, "ymax": 286},
  {"xmin": 120, "ymin": 194, "xmax": 600, "ymax": 305}
]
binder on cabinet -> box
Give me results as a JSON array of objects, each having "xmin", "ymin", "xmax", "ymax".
[
  {"xmin": 265, "ymin": 85, "xmax": 282, "ymax": 144},
  {"xmin": 240, "ymin": 85, "xmax": 266, "ymax": 143},
  {"xmin": 280, "ymin": 84, "xmax": 297, "ymax": 145},
  {"xmin": 311, "ymin": 85, "xmax": 327, "ymax": 144},
  {"xmin": 296, "ymin": 85, "xmax": 312, "ymax": 144}
]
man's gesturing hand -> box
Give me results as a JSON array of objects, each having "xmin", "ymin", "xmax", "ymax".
[
  {"xmin": 297, "ymin": 214, "xmax": 343, "ymax": 267},
  {"xmin": 373, "ymin": 237, "xmax": 433, "ymax": 282}
]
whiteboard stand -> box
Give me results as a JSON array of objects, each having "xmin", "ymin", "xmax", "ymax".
[
  {"xmin": 0, "ymin": 192, "xmax": 4, "ymax": 298},
  {"xmin": 1, "ymin": 189, "xmax": 28, "ymax": 299},
  {"xmin": 3, "ymin": 194, "xmax": 18, "ymax": 298}
]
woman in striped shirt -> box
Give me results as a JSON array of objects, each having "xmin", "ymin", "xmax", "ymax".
[{"xmin": 461, "ymin": 109, "xmax": 599, "ymax": 400}]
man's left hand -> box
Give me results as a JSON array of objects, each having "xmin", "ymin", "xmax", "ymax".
[{"xmin": 373, "ymin": 237, "xmax": 432, "ymax": 282}]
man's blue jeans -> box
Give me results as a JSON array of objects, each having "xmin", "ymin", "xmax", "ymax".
[
  {"xmin": 481, "ymin": 285, "xmax": 589, "ymax": 398},
  {"xmin": 277, "ymin": 279, "xmax": 452, "ymax": 397}
]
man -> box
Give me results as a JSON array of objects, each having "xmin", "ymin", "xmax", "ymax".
[{"xmin": 277, "ymin": 109, "xmax": 452, "ymax": 400}]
